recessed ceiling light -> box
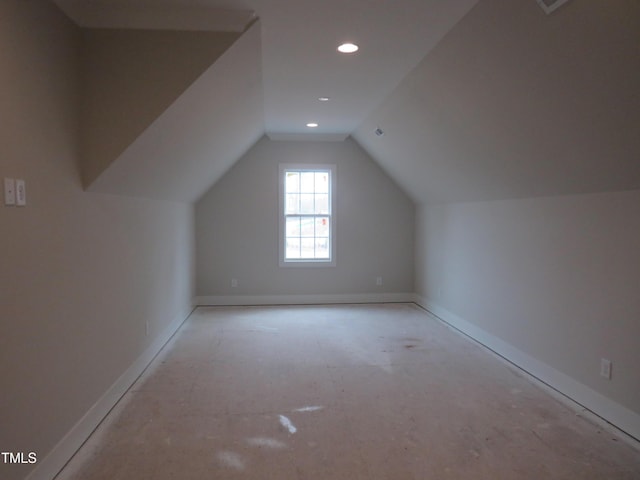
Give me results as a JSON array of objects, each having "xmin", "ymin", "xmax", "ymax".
[
  {"xmin": 318, "ymin": 97, "xmax": 330, "ymax": 102},
  {"xmin": 306, "ymin": 123, "xmax": 319, "ymax": 128},
  {"xmin": 337, "ymin": 43, "xmax": 359, "ymax": 54}
]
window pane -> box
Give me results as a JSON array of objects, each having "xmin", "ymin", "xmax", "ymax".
[
  {"xmin": 300, "ymin": 217, "xmax": 315, "ymax": 237},
  {"xmin": 285, "ymin": 171, "xmax": 299, "ymax": 193},
  {"xmin": 300, "ymin": 194, "xmax": 314, "ymax": 214},
  {"xmin": 286, "ymin": 193, "xmax": 299, "ymax": 214},
  {"xmin": 315, "ymin": 194, "xmax": 329, "ymax": 214},
  {"xmin": 286, "ymin": 217, "xmax": 301, "ymax": 236},
  {"xmin": 301, "ymin": 238, "xmax": 315, "ymax": 258},
  {"xmin": 315, "ymin": 238, "xmax": 329, "ymax": 258},
  {"xmin": 315, "ymin": 217, "xmax": 329, "ymax": 237},
  {"xmin": 315, "ymin": 172, "xmax": 329, "ymax": 193},
  {"xmin": 286, "ymin": 237, "xmax": 300, "ymax": 258},
  {"xmin": 301, "ymin": 172, "xmax": 315, "ymax": 193}
]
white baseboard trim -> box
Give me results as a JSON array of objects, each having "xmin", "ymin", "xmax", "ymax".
[
  {"xmin": 26, "ymin": 304, "xmax": 196, "ymax": 480},
  {"xmin": 196, "ymin": 292, "xmax": 415, "ymax": 306},
  {"xmin": 413, "ymin": 294, "xmax": 640, "ymax": 443}
]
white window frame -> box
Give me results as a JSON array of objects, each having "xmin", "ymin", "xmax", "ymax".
[{"xmin": 279, "ymin": 163, "xmax": 336, "ymax": 267}]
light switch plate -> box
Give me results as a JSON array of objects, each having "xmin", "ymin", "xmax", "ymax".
[
  {"xmin": 4, "ymin": 178, "xmax": 16, "ymax": 205},
  {"xmin": 16, "ymin": 179, "xmax": 26, "ymax": 206},
  {"xmin": 600, "ymin": 358, "xmax": 612, "ymax": 380}
]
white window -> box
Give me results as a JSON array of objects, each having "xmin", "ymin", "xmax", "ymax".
[{"xmin": 279, "ymin": 164, "xmax": 336, "ymax": 266}]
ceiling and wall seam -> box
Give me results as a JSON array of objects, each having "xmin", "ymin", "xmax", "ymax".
[
  {"xmin": 78, "ymin": 28, "xmax": 243, "ymax": 188},
  {"xmin": 86, "ymin": 20, "xmax": 265, "ymax": 203}
]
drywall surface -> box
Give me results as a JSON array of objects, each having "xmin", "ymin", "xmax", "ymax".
[
  {"xmin": 0, "ymin": 2, "xmax": 195, "ymax": 479},
  {"xmin": 79, "ymin": 28, "xmax": 239, "ymax": 186},
  {"xmin": 196, "ymin": 137, "xmax": 414, "ymax": 298},
  {"xmin": 86, "ymin": 21, "xmax": 264, "ymax": 203},
  {"xmin": 415, "ymin": 190, "xmax": 640, "ymax": 422},
  {"xmin": 355, "ymin": 0, "xmax": 640, "ymax": 204}
]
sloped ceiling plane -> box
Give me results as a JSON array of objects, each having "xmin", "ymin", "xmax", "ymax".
[{"xmin": 53, "ymin": 0, "xmax": 640, "ymax": 204}]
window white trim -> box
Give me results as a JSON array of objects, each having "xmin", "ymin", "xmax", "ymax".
[{"xmin": 279, "ymin": 163, "xmax": 336, "ymax": 267}]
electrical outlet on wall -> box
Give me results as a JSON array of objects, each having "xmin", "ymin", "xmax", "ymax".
[
  {"xmin": 4, "ymin": 178, "xmax": 16, "ymax": 205},
  {"xmin": 600, "ymin": 358, "xmax": 612, "ymax": 380},
  {"xmin": 231, "ymin": 279, "xmax": 238, "ymax": 288},
  {"xmin": 375, "ymin": 276, "xmax": 383, "ymax": 286},
  {"xmin": 15, "ymin": 179, "xmax": 26, "ymax": 206}
]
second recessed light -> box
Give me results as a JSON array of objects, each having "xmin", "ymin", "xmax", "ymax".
[
  {"xmin": 307, "ymin": 123, "xmax": 319, "ymax": 128},
  {"xmin": 337, "ymin": 43, "xmax": 359, "ymax": 54}
]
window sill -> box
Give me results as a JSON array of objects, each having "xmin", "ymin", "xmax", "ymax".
[{"xmin": 280, "ymin": 259, "xmax": 336, "ymax": 268}]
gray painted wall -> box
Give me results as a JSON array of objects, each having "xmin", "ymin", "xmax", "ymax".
[
  {"xmin": 0, "ymin": 3, "xmax": 194, "ymax": 479},
  {"xmin": 415, "ymin": 190, "xmax": 640, "ymax": 417},
  {"xmin": 86, "ymin": 22, "xmax": 265, "ymax": 203},
  {"xmin": 196, "ymin": 137, "xmax": 415, "ymax": 297},
  {"xmin": 355, "ymin": 0, "xmax": 640, "ymax": 204},
  {"xmin": 79, "ymin": 28, "xmax": 239, "ymax": 186}
]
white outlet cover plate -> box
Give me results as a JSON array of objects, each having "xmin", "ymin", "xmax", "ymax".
[
  {"xmin": 16, "ymin": 179, "xmax": 26, "ymax": 206},
  {"xmin": 4, "ymin": 178, "xmax": 16, "ymax": 205}
]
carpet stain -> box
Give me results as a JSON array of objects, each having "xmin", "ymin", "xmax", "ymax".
[
  {"xmin": 294, "ymin": 406, "xmax": 324, "ymax": 413},
  {"xmin": 217, "ymin": 451, "xmax": 246, "ymax": 470},
  {"xmin": 246, "ymin": 437, "xmax": 287, "ymax": 449},
  {"xmin": 279, "ymin": 415, "xmax": 297, "ymax": 434}
]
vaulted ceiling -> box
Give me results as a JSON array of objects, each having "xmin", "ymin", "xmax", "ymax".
[{"xmin": 53, "ymin": 0, "xmax": 640, "ymax": 204}]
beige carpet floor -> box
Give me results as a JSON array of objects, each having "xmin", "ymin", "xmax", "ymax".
[{"xmin": 56, "ymin": 303, "xmax": 640, "ymax": 479}]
